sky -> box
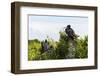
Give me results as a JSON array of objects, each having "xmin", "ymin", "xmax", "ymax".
[{"xmin": 28, "ymin": 15, "xmax": 88, "ymax": 41}]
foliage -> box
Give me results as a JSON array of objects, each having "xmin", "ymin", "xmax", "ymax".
[
  {"xmin": 75, "ymin": 36, "xmax": 88, "ymax": 58},
  {"xmin": 28, "ymin": 39, "xmax": 41, "ymax": 60},
  {"xmin": 28, "ymin": 31, "xmax": 88, "ymax": 60}
]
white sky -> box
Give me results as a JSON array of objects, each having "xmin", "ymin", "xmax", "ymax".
[{"xmin": 28, "ymin": 15, "xmax": 88, "ymax": 41}]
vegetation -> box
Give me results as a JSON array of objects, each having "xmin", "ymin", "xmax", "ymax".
[{"xmin": 28, "ymin": 31, "xmax": 88, "ymax": 60}]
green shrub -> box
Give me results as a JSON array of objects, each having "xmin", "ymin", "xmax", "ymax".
[{"xmin": 28, "ymin": 31, "xmax": 88, "ymax": 60}]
